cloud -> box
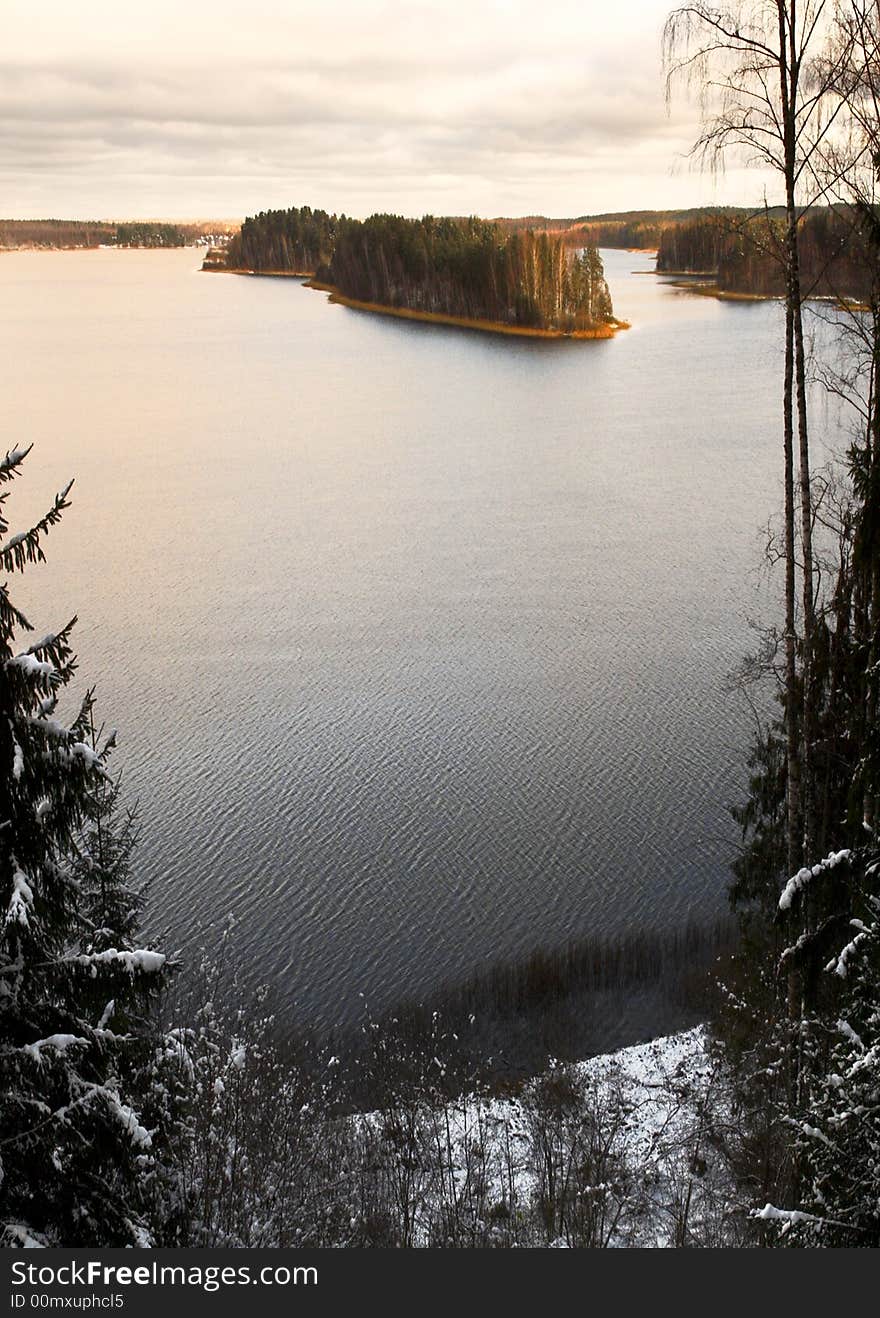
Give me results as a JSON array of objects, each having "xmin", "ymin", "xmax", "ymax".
[{"xmin": 0, "ymin": 0, "xmax": 778, "ymax": 218}]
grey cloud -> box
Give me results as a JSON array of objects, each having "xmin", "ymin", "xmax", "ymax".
[
  {"xmin": 0, "ymin": 57, "xmax": 672, "ymax": 130},
  {"xmin": 0, "ymin": 1, "xmax": 763, "ymax": 219}
]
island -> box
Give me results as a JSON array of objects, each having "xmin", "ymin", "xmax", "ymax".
[
  {"xmin": 210, "ymin": 205, "xmax": 626, "ymax": 339},
  {"xmin": 655, "ymin": 208, "xmax": 873, "ymax": 303}
]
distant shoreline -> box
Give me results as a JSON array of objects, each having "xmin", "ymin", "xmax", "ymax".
[
  {"xmin": 661, "ymin": 274, "xmax": 773, "ymax": 301},
  {"xmin": 0, "ymin": 244, "xmax": 201, "ymax": 254},
  {"xmin": 661, "ymin": 273, "xmax": 869, "ymax": 310},
  {"xmin": 210, "ymin": 265, "xmax": 315, "ymax": 278},
  {"xmin": 210, "ymin": 266, "xmax": 629, "ymax": 339}
]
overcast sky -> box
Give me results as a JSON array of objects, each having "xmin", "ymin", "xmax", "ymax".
[{"xmin": 2, "ymin": 0, "xmax": 781, "ymax": 220}]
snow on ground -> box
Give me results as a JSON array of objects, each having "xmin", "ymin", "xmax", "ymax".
[
  {"xmin": 361, "ymin": 1026, "xmax": 730, "ymax": 1246},
  {"xmin": 498, "ymin": 1026, "xmax": 728, "ymax": 1246},
  {"xmin": 575, "ymin": 1026, "xmax": 713, "ymax": 1163}
]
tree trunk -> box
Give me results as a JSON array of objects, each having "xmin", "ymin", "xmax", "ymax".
[
  {"xmin": 791, "ymin": 225, "xmax": 816, "ymax": 861},
  {"xmin": 784, "ymin": 292, "xmax": 802, "ymax": 876}
]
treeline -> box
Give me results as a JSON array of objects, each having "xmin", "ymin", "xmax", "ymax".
[
  {"xmin": 115, "ymin": 223, "xmax": 187, "ymax": 248},
  {"xmin": 574, "ymin": 217, "xmax": 666, "ymax": 248},
  {"xmin": 656, "ymin": 208, "xmax": 875, "ymax": 299},
  {"xmin": 496, "ymin": 210, "xmax": 681, "ymax": 250},
  {"xmin": 0, "ymin": 219, "xmax": 115, "ymax": 249},
  {"xmin": 0, "ymin": 219, "xmax": 236, "ymax": 251},
  {"xmin": 225, "ymin": 205, "xmax": 339, "ymax": 273},
  {"xmin": 499, "ymin": 206, "xmax": 787, "ymax": 251},
  {"xmin": 656, "ymin": 217, "xmax": 732, "ymax": 273},
  {"xmin": 112, "ymin": 222, "xmax": 235, "ymax": 249}
]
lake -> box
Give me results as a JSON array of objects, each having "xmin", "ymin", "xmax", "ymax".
[{"xmin": 0, "ymin": 246, "xmax": 813, "ymax": 1027}]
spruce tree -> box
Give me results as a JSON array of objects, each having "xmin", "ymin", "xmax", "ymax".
[
  {"xmin": 749, "ymin": 846, "xmax": 880, "ymax": 1245},
  {"xmin": 0, "ymin": 445, "xmax": 168, "ymax": 1246}
]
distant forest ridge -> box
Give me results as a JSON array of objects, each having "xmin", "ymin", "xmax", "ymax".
[
  {"xmin": 222, "ymin": 206, "xmax": 617, "ymax": 335},
  {"xmin": 500, "ymin": 205, "xmax": 876, "ymax": 300},
  {"xmin": 0, "ymin": 218, "xmax": 237, "ymax": 250},
  {"xmin": 222, "ymin": 205, "xmax": 787, "ymax": 268},
  {"xmin": 655, "ymin": 207, "xmax": 877, "ymax": 300},
  {"xmin": 496, "ymin": 206, "xmax": 790, "ymax": 251}
]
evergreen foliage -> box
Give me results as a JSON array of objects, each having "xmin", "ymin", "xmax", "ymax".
[
  {"xmin": 225, "ymin": 205, "xmax": 339, "ymax": 274},
  {"xmin": 114, "ymin": 224, "xmax": 187, "ymax": 249},
  {"xmin": 325, "ymin": 213, "xmax": 613, "ymax": 331},
  {"xmin": 0, "ymin": 447, "xmax": 169, "ymax": 1247},
  {"xmin": 223, "ymin": 205, "xmax": 614, "ymax": 331}
]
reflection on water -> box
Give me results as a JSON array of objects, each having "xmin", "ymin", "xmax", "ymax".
[{"xmin": 0, "ymin": 246, "xmax": 801, "ymax": 1027}]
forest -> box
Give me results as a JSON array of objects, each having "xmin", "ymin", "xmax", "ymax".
[
  {"xmin": 656, "ymin": 207, "xmax": 875, "ymax": 300},
  {"xmin": 4, "ymin": 0, "xmax": 880, "ymax": 1251},
  {"xmin": 0, "ymin": 219, "xmax": 116, "ymax": 249},
  {"xmin": 0, "ymin": 220, "xmax": 235, "ymax": 251},
  {"xmin": 222, "ymin": 201, "xmax": 874, "ymax": 313},
  {"xmin": 114, "ymin": 224, "xmax": 188, "ymax": 249},
  {"xmin": 221, "ymin": 207, "xmax": 616, "ymax": 333},
  {"xmin": 502, "ymin": 206, "xmax": 875, "ymax": 305},
  {"xmin": 224, "ymin": 205, "xmax": 339, "ymax": 274},
  {"xmin": 495, "ymin": 206, "xmax": 786, "ymax": 251}
]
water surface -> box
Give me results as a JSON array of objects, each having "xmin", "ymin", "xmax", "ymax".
[{"xmin": 0, "ymin": 247, "xmax": 806, "ymax": 1026}]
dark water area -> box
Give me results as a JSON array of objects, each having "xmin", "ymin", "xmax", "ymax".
[{"xmin": 0, "ymin": 246, "xmax": 832, "ymax": 1030}]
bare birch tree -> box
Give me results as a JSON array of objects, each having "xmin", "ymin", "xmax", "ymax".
[{"xmin": 664, "ymin": 2, "xmax": 851, "ymax": 870}]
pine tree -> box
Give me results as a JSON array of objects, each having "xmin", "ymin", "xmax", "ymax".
[{"xmin": 0, "ymin": 446, "xmax": 168, "ymax": 1247}]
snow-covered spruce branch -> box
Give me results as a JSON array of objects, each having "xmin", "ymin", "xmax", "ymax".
[
  {"xmin": 778, "ymin": 849, "xmax": 852, "ymax": 912},
  {"xmin": 0, "ymin": 1075, "xmax": 152, "ymax": 1153},
  {"xmin": 0, "ymin": 445, "xmax": 33, "ymax": 484},
  {"xmin": 4, "ymin": 623, "xmax": 78, "ymax": 690},
  {"xmin": 5, "ymin": 861, "xmax": 34, "ymax": 927},
  {"xmin": 0, "ymin": 948, "xmax": 165, "ymax": 976},
  {"xmin": 825, "ymin": 921, "xmax": 873, "ymax": 978},
  {"xmin": 0, "ymin": 479, "xmax": 74, "ymax": 574},
  {"xmin": 5, "ymin": 654, "xmax": 57, "ymax": 681}
]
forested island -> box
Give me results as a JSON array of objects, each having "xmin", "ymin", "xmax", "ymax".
[
  {"xmin": 656, "ymin": 207, "xmax": 874, "ymax": 301},
  {"xmin": 216, "ymin": 206, "xmax": 620, "ymax": 337}
]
